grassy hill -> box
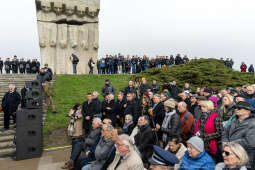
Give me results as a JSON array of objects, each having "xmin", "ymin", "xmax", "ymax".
[{"xmin": 133, "ymin": 58, "xmax": 255, "ymax": 90}]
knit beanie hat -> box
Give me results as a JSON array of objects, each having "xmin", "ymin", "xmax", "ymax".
[{"xmin": 187, "ymin": 136, "xmax": 204, "ymax": 153}]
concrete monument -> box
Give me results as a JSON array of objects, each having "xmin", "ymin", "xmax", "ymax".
[{"xmin": 35, "ymin": 0, "xmax": 100, "ymax": 74}]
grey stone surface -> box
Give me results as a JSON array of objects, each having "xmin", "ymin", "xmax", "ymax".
[{"xmin": 35, "ymin": 0, "xmax": 100, "ymax": 74}]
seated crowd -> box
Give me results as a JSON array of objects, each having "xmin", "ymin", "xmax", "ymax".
[{"xmin": 62, "ymin": 79, "xmax": 255, "ymax": 170}]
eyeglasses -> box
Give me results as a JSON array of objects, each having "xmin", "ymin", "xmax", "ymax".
[
  {"xmin": 223, "ymin": 150, "xmax": 239, "ymax": 159},
  {"xmin": 223, "ymin": 150, "xmax": 231, "ymax": 156},
  {"xmin": 115, "ymin": 142, "xmax": 125, "ymax": 147}
]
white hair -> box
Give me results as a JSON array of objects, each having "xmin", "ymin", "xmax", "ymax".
[
  {"xmin": 224, "ymin": 142, "xmax": 249, "ymax": 166},
  {"xmin": 117, "ymin": 134, "xmax": 132, "ymax": 147},
  {"xmin": 93, "ymin": 91, "xmax": 99, "ymax": 97},
  {"xmin": 93, "ymin": 117, "xmax": 102, "ymax": 124},
  {"xmin": 9, "ymin": 84, "xmax": 15, "ymax": 88},
  {"xmin": 178, "ymin": 101, "xmax": 187, "ymax": 109},
  {"xmin": 108, "ymin": 93, "xmax": 114, "ymax": 100},
  {"xmin": 125, "ymin": 114, "xmax": 133, "ymax": 121}
]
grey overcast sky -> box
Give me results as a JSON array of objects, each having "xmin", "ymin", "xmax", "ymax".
[{"xmin": 0, "ymin": 0, "xmax": 254, "ymax": 70}]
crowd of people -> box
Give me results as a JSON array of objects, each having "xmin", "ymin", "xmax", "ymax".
[
  {"xmin": 0, "ymin": 56, "xmax": 40, "ymax": 74},
  {"xmin": 61, "ymin": 79, "xmax": 255, "ymax": 170},
  {"xmin": 1, "ymin": 55, "xmax": 255, "ymax": 75}
]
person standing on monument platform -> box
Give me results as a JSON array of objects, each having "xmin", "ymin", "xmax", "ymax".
[
  {"xmin": 35, "ymin": 59, "xmax": 40, "ymax": 74},
  {"xmin": 1, "ymin": 84, "xmax": 21, "ymax": 131},
  {"xmin": 31, "ymin": 59, "xmax": 37, "ymax": 74},
  {"xmin": 25, "ymin": 59, "xmax": 31, "ymax": 74},
  {"xmin": 4, "ymin": 58, "xmax": 12, "ymax": 74},
  {"xmin": 0, "ymin": 57, "xmax": 3, "ymax": 74},
  {"xmin": 11, "ymin": 55, "xmax": 19, "ymax": 74},
  {"xmin": 70, "ymin": 53, "xmax": 79, "ymax": 74},
  {"xmin": 19, "ymin": 58, "xmax": 26, "ymax": 74},
  {"xmin": 88, "ymin": 57, "xmax": 95, "ymax": 74}
]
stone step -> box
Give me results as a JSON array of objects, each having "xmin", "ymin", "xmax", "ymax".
[
  {"xmin": 0, "ymin": 124, "xmax": 14, "ymax": 129},
  {"xmin": 0, "ymin": 135, "xmax": 14, "ymax": 143},
  {"xmin": 0, "ymin": 147, "xmax": 16, "ymax": 157},
  {"xmin": 0, "ymin": 141, "xmax": 15, "ymax": 149},
  {"xmin": 0, "ymin": 120, "xmax": 14, "ymax": 126},
  {"xmin": 0, "ymin": 129, "xmax": 15, "ymax": 136}
]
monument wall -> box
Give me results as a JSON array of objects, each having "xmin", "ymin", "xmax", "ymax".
[{"xmin": 35, "ymin": 0, "xmax": 100, "ymax": 74}]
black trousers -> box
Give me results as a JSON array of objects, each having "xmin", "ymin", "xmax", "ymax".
[
  {"xmin": 0, "ymin": 68, "xmax": 2, "ymax": 74},
  {"xmin": 71, "ymin": 138, "xmax": 83, "ymax": 161},
  {"xmin": 4, "ymin": 112, "xmax": 16, "ymax": 129},
  {"xmin": 5, "ymin": 69, "xmax": 10, "ymax": 74}
]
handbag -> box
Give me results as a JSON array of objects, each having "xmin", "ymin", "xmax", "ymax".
[
  {"xmin": 0, "ymin": 106, "xmax": 3, "ymax": 112},
  {"xmin": 67, "ymin": 119, "xmax": 75, "ymax": 136}
]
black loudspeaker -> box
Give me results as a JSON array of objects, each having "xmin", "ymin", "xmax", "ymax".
[
  {"xmin": 25, "ymin": 80, "xmax": 42, "ymax": 90},
  {"xmin": 16, "ymin": 108, "xmax": 42, "ymax": 126},
  {"xmin": 16, "ymin": 109, "xmax": 43, "ymax": 160},
  {"xmin": 25, "ymin": 80, "xmax": 42, "ymax": 109}
]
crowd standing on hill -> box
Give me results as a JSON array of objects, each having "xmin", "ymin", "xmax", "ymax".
[
  {"xmin": 61, "ymin": 78, "xmax": 255, "ymax": 170},
  {"xmin": 1, "ymin": 55, "xmax": 254, "ymax": 75},
  {"xmin": 94, "ymin": 54, "xmax": 255, "ymax": 75}
]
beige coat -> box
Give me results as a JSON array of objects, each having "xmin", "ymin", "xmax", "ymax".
[
  {"xmin": 107, "ymin": 149, "xmax": 144, "ymax": 170},
  {"xmin": 165, "ymin": 143, "xmax": 187, "ymax": 170},
  {"xmin": 68, "ymin": 109, "xmax": 83, "ymax": 137}
]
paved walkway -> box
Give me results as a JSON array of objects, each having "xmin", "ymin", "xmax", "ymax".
[{"xmin": 0, "ymin": 149, "xmax": 70, "ymax": 170}]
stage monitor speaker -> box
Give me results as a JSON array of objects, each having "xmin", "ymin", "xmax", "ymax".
[
  {"xmin": 16, "ymin": 109, "xmax": 42, "ymax": 127},
  {"xmin": 25, "ymin": 80, "xmax": 42, "ymax": 109},
  {"xmin": 16, "ymin": 109, "xmax": 43, "ymax": 160},
  {"xmin": 25, "ymin": 80, "xmax": 42, "ymax": 90}
]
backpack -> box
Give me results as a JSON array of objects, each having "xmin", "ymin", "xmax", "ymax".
[{"xmin": 184, "ymin": 112, "xmax": 194, "ymax": 140}]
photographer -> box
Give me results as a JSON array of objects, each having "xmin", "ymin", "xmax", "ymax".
[{"xmin": 37, "ymin": 67, "xmax": 57, "ymax": 113}]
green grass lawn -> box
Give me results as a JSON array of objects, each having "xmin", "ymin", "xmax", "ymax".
[{"xmin": 43, "ymin": 74, "xmax": 132, "ymax": 136}]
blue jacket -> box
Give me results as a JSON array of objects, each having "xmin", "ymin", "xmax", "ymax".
[
  {"xmin": 178, "ymin": 151, "xmax": 215, "ymax": 170},
  {"xmin": 246, "ymin": 98, "xmax": 255, "ymax": 109}
]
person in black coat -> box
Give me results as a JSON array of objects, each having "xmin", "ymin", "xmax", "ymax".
[
  {"xmin": 102, "ymin": 94, "xmax": 116, "ymax": 125},
  {"xmin": 11, "ymin": 56, "xmax": 19, "ymax": 73},
  {"xmin": 168, "ymin": 81, "xmax": 180, "ymax": 97},
  {"xmin": 124, "ymin": 93, "xmax": 140, "ymax": 124},
  {"xmin": 101, "ymin": 80, "xmax": 115, "ymax": 97},
  {"xmin": 135, "ymin": 115, "xmax": 155, "ymax": 163},
  {"xmin": 20, "ymin": 85, "xmax": 29, "ymax": 108},
  {"xmin": 140, "ymin": 79, "xmax": 150, "ymax": 97},
  {"xmin": 122, "ymin": 114, "xmax": 135, "ymax": 135},
  {"xmin": 19, "ymin": 58, "xmax": 26, "ymax": 74},
  {"xmin": 82, "ymin": 93, "xmax": 96, "ymax": 133},
  {"xmin": 4, "ymin": 58, "xmax": 12, "ymax": 74},
  {"xmin": 1, "ymin": 84, "xmax": 21, "ymax": 130},
  {"xmin": 35, "ymin": 59, "xmax": 40, "ymax": 74},
  {"xmin": 25, "ymin": 59, "xmax": 31, "ymax": 74},
  {"xmin": 151, "ymin": 94, "xmax": 165, "ymax": 128},
  {"xmin": 30, "ymin": 59, "xmax": 37, "ymax": 74},
  {"xmin": 124, "ymin": 81, "xmax": 137, "ymax": 96},
  {"xmin": 115, "ymin": 91, "xmax": 127, "ymax": 127},
  {"xmin": 92, "ymin": 91, "xmax": 102, "ymax": 117},
  {"xmin": 0, "ymin": 57, "xmax": 3, "ymax": 74},
  {"xmin": 150, "ymin": 94, "xmax": 165, "ymax": 140},
  {"xmin": 150, "ymin": 80, "xmax": 159, "ymax": 94},
  {"xmin": 156, "ymin": 99, "xmax": 181, "ymax": 147}
]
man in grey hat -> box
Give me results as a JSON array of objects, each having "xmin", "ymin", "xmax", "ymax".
[
  {"xmin": 222, "ymin": 101, "xmax": 255, "ymax": 170},
  {"xmin": 178, "ymin": 136, "xmax": 215, "ymax": 170}
]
